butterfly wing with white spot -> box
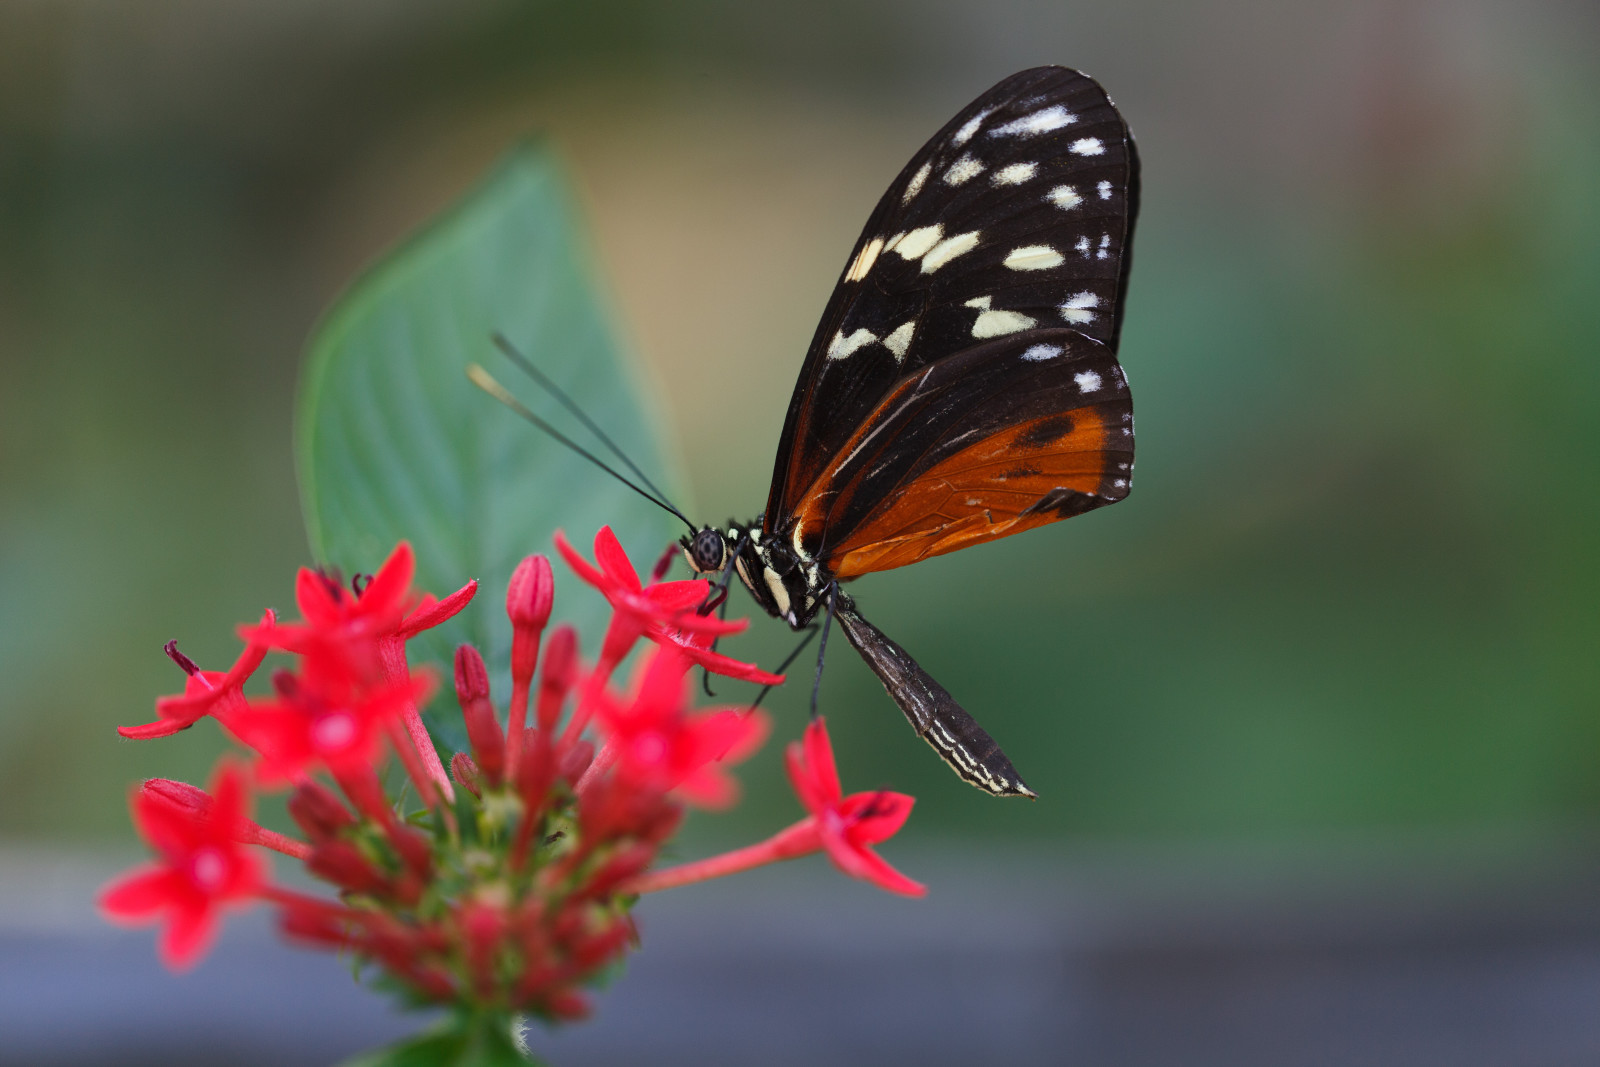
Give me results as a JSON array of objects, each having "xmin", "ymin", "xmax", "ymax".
[{"xmin": 765, "ymin": 66, "xmax": 1139, "ymax": 537}]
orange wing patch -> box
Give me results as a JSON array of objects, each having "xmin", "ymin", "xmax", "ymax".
[{"xmin": 819, "ymin": 405, "xmax": 1126, "ymax": 578}]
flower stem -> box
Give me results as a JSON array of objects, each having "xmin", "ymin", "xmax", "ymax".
[
  {"xmin": 622, "ymin": 819, "xmax": 819, "ymax": 894},
  {"xmin": 247, "ymin": 827, "xmax": 312, "ymax": 860}
]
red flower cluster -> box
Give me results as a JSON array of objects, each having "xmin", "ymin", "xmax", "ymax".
[{"xmin": 102, "ymin": 527, "xmax": 924, "ymax": 1023}]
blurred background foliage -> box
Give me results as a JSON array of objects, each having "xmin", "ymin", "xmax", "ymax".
[{"xmin": 2, "ymin": 0, "xmax": 1598, "ymax": 858}]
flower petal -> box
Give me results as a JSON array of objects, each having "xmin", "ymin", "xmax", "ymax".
[
  {"xmin": 838, "ymin": 790, "xmax": 916, "ymax": 845},
  {"xmin": 817, "ymin": 818, "xmax": 926, "ymax": 896},
  {"xmin": 397, "ymin": 579, "xmax": 477, "ymax": 638},
  {"xmin": 675, "ymin": 765, "xmax": 739, "ymax": 810},
  {"xmin": 359, "ymin": 542, "xmax": 417, "ymax": 620},
  {"xmin": 642, "ymin": 580, "xmax": 713, "ymax": 613},
  {"xmin": 784, "ymin": 739, "xmax": 827, "ymax": 815},
  {"xmin": 554, "ymin": 530, "xmax": 609, "ymax": 590},
  {"xmin": 665, "ymin": 639, "xmax": 785, "ymax": 686},
  {"xmin": 593, "ymin": 526, "xmax": 642, "ymax": 593},
  {"xmin": 159, "ymin": 903, "xmax": 219, "ymax": 971},
  {"xmin": 802, "ymin": 718, "xmax": 842, "ymax": 805},
  {"xmin": 99, "ymin": 868, "xmax": 181, "ymax": 920},
  {"xmin": 294, "ymin": 566, "xmax": 345, "ymax": 627}
]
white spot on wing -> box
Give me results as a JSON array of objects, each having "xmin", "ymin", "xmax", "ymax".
[
  {"xmin": 963, "ymin": 295, "xmax": 992, "ymax": 309},
  {"xmin": 894, "ymin": 224, "xmax": 944, "ymax": 260},
  {"xmin": 1097, "ymin": 234, "xmax": 1112, "ymax": 259},
  {"xmin": 1059, "ymin": 291, "xmax": 1099, "ymax": 323},
  {"xmin": 1021, "ymin": 343, "xmax": 1062, "ymax": 361},
  {"xmin": 844, "ymin": 236, "xmax": 884, "ymax": 282},
  {"xmin": 1047, "ymin": 185, "xmax": 1083, "ymax": 211},
  {"xmin": 826, "ymin": 327, "xmax": 878, "ymax": 361},
  {"xmin": 920, "ymin": 230, "xmax": 981, "ymax": 273},
  {"xmin": 1004, "ymin": 245, "xmax": 1064, "ymax": 271},
  {"xmin": 991, "ymin": 105, "xmax": 1076, "ymax": 136},
  {"xmin": 1070, "ymin": 137, "xmax": 1105, "ymax": 156},
  {"xmin": 972, "ymin": 309, "xmax": 1036, "ymax": 338},
  {"xmin": 902, "ymin": 162, "xmax": 931, "ymax": 204},
  {"xmin": 1075, "ymin": 236, "xmax": 1092, "ymax": 256},
  {"xmin": 942, "ymin": 154, "xmax": 984, "ymax": 186},
  {"xmin": 1097, "ymin": 180, "xmax": 1113, "ymax": 199},
  {"xmin": 882, "ymin": 320, "xmax": 916, "ymax": 360},
  {"xmin": 992, "ymin": 162, "xmax": 1038, "ymax": 186},
  {"xmin": 1074, "ymin": 369, "xmax": 1102, "ymax": 393},
  {"xmin": 951, "ymin": 109, "xmax": 990, "ymax": 147}
]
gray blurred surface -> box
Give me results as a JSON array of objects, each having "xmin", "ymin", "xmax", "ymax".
[{"xmin": 7, "ymin": 840, "xmax": 1600, "ymax": 1066}]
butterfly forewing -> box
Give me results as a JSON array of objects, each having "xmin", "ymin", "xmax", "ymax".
[{"xmin": 765, "ymin": 66, "xmax": 1139, "ymax": 533}]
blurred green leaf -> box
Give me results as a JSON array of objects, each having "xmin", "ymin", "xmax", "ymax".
[
  {"xmin": 297, "ymin": 141, "xmax": 683, "ymax": 750},
  {"xmin": 338, "ymin": 1011, "xmax": 536, "ymax": 1067}
]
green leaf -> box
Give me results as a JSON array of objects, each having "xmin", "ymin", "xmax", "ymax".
[
  {"xmin": 297, "ymin": 141, "xmax": 685, "ymax": 748},
  {"xmin": 338, "ymin": 1012, "xmax": 537, "ymax": 1067}
]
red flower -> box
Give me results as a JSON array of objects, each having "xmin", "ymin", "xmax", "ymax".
[
  {"xmin": 228, "ymin": 653, "xmax": 438, "ymax": 785},
  {"xmin": 588, "ymin": 648, "xmax": 769, "ymax": 809},
  {"xmin": 118, "ymin": 617, "xmax": 275, "ymax": 740},
  {"xmin": 785, "ymin": 718, "xmax": 924, "ymax": 897},
  {"xmin": 555, "ymin": 527, "xmax": 742, "ymax": 675},
  {"xmin": 237, "ymin": 542, "xmax": 472, "ymax": 801},
  {"xmin": 99, "ymin": 762, "xmax": 265, "ymax": 969},
  {"xmin": 241, "ymin": 542, "xmax": 476, "ymax": 668}
]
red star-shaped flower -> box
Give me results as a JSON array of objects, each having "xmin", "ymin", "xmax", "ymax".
[
  {"xmin": 99, "ymin": 762, "xmax": 265, "ymax": 969},
  {"xmin": 239, "ymin": 541, "xmax": 477, "ymax": 672},
  {"xmin": 785, "ymin": 717, "xmax": 924, "ymax": 897},
  {"xmin": 118, "ymin": 615, "xmax": 275, "ymax": 741},
  {"xmin": 227, "ymin": 652, "xmax": 437, "ymax": 785},
  {"xmin": 555, "ymin": 527, "xmax": 742, "ymax": 675},
  {"xmin": 588, "ymin": 648, "xmax": 769, "ymax": 809}
]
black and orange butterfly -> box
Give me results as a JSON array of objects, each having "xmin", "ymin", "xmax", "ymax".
[
  {"xmin": 481, "ymin": 66, "xmax": 1137, "ymax": 799},
  {"xmin": 677, "ymin": 66, "xmax": 1139, "ymax": 799}
]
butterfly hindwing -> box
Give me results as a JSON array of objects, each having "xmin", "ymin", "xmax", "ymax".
[
  {"xmin": 783, "ymin": 327, "xmax": 1132, "ymax": 576},
  {"xmin": 764, "ymin": 66, "xmax": 1139, "ymax": 533}
]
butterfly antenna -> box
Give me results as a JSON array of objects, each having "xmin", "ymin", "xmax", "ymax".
[
  {"xmin": 491, "ymin": 332, "xmax": 681, "ymax": 517},
  {"xmin": 467, "ymin": 364, "xmax": 696, "ymax": 532}
]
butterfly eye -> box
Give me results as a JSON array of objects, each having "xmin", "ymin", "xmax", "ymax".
[{"xmin": 689, "ymin": 528, "xmax": 727, "ymax": 573}]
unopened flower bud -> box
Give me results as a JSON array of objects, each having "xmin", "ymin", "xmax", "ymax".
[
  {"xmin": 559, "ymin": 739, "xmax": 594, "ymax": 784},
  {"xmin": 506, "ymin": 554, "xmax": 555, "ymax": 632},
  {"xmin": 308, "ymin": 841, "xmax": 392, "ymax": 897},
  {"xmin": 141, "ymin": 778, "xmax": 211, "ymax": 818},
  {"xmin": 507, "ymin": 554, "xmax": 554, "ymax": 683},
  {"xmin": 288, "ymin": 781, "xmax": 356, "ymax": 841},
  {"xmin": 536, "ymin": 625, "xmax": 579, "ymax": 733},
  {"xmin": 453, "ymin": 645, "xmax": 504, "ymax": 784},
  {"xmin": 450, "ymin": 752, "xmax": 482, "ymax": 798}
]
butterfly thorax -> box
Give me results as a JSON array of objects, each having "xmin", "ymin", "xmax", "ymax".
[{"xmin": 682, "ymin": 521, "xmax": 832, "ymax": 630}]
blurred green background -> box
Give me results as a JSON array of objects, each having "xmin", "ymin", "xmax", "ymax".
[{"xmin": 3, "ymin": 0, "xmax": 1598, "ymax": 858}]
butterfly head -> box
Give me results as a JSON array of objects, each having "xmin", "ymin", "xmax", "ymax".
[{"xmin": 682, "ymin": 525, "xmax": 731, "ymax": 574}]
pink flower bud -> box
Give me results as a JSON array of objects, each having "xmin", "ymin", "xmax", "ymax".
[
  {"xmin": 453, "ymin": 645, "xmax": 504, "ymax": 784},
  {"xmin": 287, "ymin": 781, "xmax": 356, "ymax": 841},
  {"xmin": 559, "ymin": 739, "xmax": 594, "ymax": 785},
  {"xmin": 507, "ymin": 554, "xmax": 554, "ymax": 684},
  {"xmin": 537, "ymin": 625, "xmax": 579, "ymax": 733},
  {"xmin": 308, "ymin": 841, "xmax": 392, "ymax": 896},
  {"xmin": 450, "ymin": 752, "xmax": 482, "ymax": 798},
  {"xmin": 141, "ymin": 778, "xmax": 211, "ymax": 818},
  {"xmin": 506, "ymin": 554, "xmax": 555, "ymax": 632}
]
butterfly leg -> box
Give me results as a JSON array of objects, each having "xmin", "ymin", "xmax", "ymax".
[
  {"xmin": 746, "ymin": 624, "xmax": 819, "ymax": 712},
  {"xmin": 810, "ymin": 582, "xmax": 838, "ymax": 719}
]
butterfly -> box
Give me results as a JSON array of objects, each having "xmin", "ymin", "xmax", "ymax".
[{"xmin": 674, "ymin": 66, "xmax": 1140, "ymax": 799}]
